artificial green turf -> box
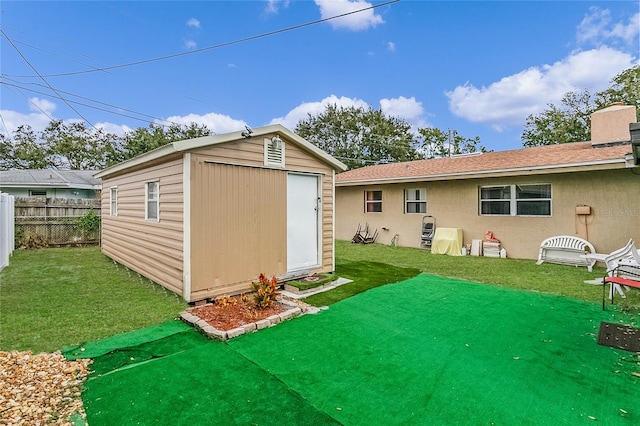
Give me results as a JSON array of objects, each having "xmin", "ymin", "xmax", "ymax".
[
  {"xmin": 230, "ymin": 274, "xmax": 640, "ymax": 425},
  {"xmin": 80, "ymin": 339, "xmax": 340, "ymax": 426},
  {"xmin": 334, "ymin": 240, "xmax": 640, "ymax": 308},
  {"xmin": 77, "ymin": 275, "xmax": 640, "ymax": 425}
]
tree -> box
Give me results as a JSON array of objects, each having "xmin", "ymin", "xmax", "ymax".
[
  {"xmin": 595, "ymin": 65, "xmax": 640, "ymax": 120},
  {"xmin": 521, "ymin": 66, "xmax": 640, "ymax": 147},
  {"xmin": 41, "ymin": 120, "xmax": 119, "ymax": 170},
  {"xmin": 417, "ymin": 127, "xmax": 486, "ymax": 158},
  {"xmin": 521, "ymin": 91, "xmax": 593, "ymax": 147},
  {"xmin": 295, "ymin": 104, "xmax": 419, "ymax": 169},
  {"xmin": 0, "ymin": 125, "xmax": 50, "ymax": 170},
  {"xmin": 108, "ymin": 122, "xmax": 212, "ymax": 166}
]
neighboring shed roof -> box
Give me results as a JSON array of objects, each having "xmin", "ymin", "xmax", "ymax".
[
  {"xmin": 95, "ymin": 124, "xmax": 348, "ymax": 179},
  {"xmin": 336, "ymin": 141, "xmax": 634, "ymax": 185},
  {"xmin": 0, "ymin": 169, "xmax": 101, "ymax": 189}
]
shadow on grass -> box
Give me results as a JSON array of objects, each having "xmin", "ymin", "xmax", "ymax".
[{"xmin": 303, "ymin": 260, "xmax": 421, "ymax": 306}]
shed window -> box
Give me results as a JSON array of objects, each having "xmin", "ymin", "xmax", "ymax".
[
  {"xmin": 365, "ymin": 190, "xmax": 382, "ymax": 213},
  {"xmin": 29, "ymin": 190, "xmax": 47, "ymax": 197},
  {"xmin": 264, "ymin": 136, "xmax": 285, "ymax": 167},
  {"xmin": 479, "ymin": 184, "xmax": 551, "ymax": 216},
  {"xmin": 146, "ymin": 181, "xmax": 159, "ymax": 221},
  {"xmin": 405, "ymin": 188, "xmax": 426, "ymax": 214},
  {"xmin": 110, "ymin": 187, "xmax": 117, "ymax": 216}
]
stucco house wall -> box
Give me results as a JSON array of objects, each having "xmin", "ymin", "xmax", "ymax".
[
  {"xmin": 336, "ymin": 168, "xmax": 639, "ymax": 259},
  {"xmin": 336, "ymin": 105, "xmax": 639, "ymax": 260}
]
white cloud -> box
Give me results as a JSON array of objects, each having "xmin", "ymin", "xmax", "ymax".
[
  {"xmin": 265, "ymin": 0, "xmax": 290, "ymax": 14},
  {"xmin": 162, "ymin": 112, "xmax": 248, "ymax": 134},
  {"xmin": 446, "ymin": 47, "xmax": 635, "ymax": 130},
  {"xmin": 269, "ymin": 95, "xmax": 369, "ymax": 129},
  {"xmin": 315, "ymin": 0, "xmax": 383, "ymax": 31},
  {"xmin": 379, "ymin": 96, "xmax": 422, "ymax": 120},
  {"xmin": 184, "ymin": 39, "xmax": 197, "ymax": 50},
  {"xmin": 187, "ymin": 18, "xmax": 200, "ymax": 28},
  {"xmin": 0, "ymin": 98, "xmax": 55, "ymax": 137},
  {"xmin": 270, "ymin": 95, "xmax": 429, "ymax": 134},
  {"xmin": 386, "ymin": 41, "xmax": 395, "ymax": 52},
  {"xmin": 29, "ymin": 97, "xmax": 56, "ymax": 115},
  {"xmin": 95, "ymin": 122, "xmax": 133, "ymax": 136},
  {"xmin": 577, "ymin": 7, "xmax": 640, "ymax": 47}
]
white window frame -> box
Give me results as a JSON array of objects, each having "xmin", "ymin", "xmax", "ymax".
[
  {"xmin": 365, "ymin": 190, "xmax": 382, "ymax": 213},
  {"xmin": 110, "ymin": 187, "xmax": 118, "ymax": 216},
  {"xmin": 145, "ymin": 181, "xmax": 159, "ymax": 221},
  {"xmin": 479, "ymin": 184, "xmax": 551, "ymax": 216},
  {"xmin": 404, "ymin": 188, "xmax": 426, "ymax": 214},
  {"xmin": 29, "ymin": 190, "xmax": 47, "ymax": 197}
]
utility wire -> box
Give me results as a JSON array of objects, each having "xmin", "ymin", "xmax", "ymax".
[
  {"xmin": 0, "ymin": 29, "xmax": 97, "ymax": 129},
  {"xmin": 22, "ymin": 0, "xmax": 399, "ymax": 78},
  {"xmin": 1, "ymin": 79, "xmax": 181, "ymax": 127}
]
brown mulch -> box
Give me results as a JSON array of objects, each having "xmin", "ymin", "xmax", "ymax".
[
  {"xmin": 188, "ymin": 295, "xmax": 290, "ymax": 331},
  {"xmin": 0, "ymin": 350, "xmax": 92, "ymax": 425}
]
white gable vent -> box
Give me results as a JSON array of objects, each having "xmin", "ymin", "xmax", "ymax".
[{"xmin": 264, "ymin": 136, "xmax": 285, "ymax": 167}]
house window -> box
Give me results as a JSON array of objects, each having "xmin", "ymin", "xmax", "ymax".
[
  {"xmin": 146, "ymin": 181, "xmax": 159, "ymax": 221},
  {"xmin": 110, "ymin": 187, "xmax": 118, "ymax": 216},
  {"xmin": 29, "ymin": 190, "xmax": 47, "ymax": 197},
  {"xmin": 479, "ymin": 184, "xmax": 551, "ymax": 216},
  {"xmin": 405, "ymin": 189, "xmax": 426, "ymax": 214},
  {"xmin": 365, "ymin": 190, "xmax": 382, "ymax": 213},
  {"xmin": 264, "ymin": 136, "xmax": 285, "ymax": 167}
]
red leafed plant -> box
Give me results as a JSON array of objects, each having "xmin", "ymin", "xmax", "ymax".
[{"xmin": 251, "ymin": 273, "xmax": 279, "ymax": 309}]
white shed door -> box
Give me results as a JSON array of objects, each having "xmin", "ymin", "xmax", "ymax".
[{"xmin": 287, "ymin": 173, "xmax": 320, "ymax": 271}]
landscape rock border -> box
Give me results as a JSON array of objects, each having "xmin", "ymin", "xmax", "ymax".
[{"xmin": 180, "ymin": 297, "xmax": 312, "ymax": 341}]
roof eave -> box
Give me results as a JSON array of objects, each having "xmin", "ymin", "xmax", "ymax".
[
  {"xmin": 336, "ymin": 158, "xmax": 629, "ymax": 186},
  {"xmin": 95, "ymin": 124, "xmax": 347, "ymax": 179}
]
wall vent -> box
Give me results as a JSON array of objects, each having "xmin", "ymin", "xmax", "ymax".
[{"xmin": 264, "ymin": 136, "xmax": 285, "ymax": 167}]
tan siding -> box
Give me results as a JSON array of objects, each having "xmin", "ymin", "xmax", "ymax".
[
  {"xmin": 336, "ymin": 169, "xmax": 640, "ymax": 260},
  {"xmin": 100, "ymin": 158, "xmax": 184, "ymax": 295},
  {"xmin": 102, "ymin": 134, "xmax": 340, "ymax": 302},
  {"xmin": 191, "ymin": 136, "xmax": 337, "ymax": 289},
  {"xmin": 190, "ymin": 161, "xmax": 287, "ymax": 297}
]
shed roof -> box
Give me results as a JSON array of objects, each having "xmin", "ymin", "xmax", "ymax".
[
  {"xmin": 95, "ymin": 124, "xmax": 348, "ymax": 179},
  {"xmin": 0, "ymin": 169, "xmax": 101, "ymax": 189},
  {"xmin": 336, "ymin": 141, "xmax": 634, "ymax": 186}
]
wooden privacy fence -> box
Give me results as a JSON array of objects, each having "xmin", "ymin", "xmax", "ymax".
[{"xmin": 14, "ymin": 197, "xmax": 101, "ymax": 247}]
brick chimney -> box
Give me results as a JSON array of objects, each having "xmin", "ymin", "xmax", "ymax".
[{"xmin": 590, "ymin": 102, "xmax": 637, "ymax": 144}]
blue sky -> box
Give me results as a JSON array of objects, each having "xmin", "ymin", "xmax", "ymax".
[{"xmin": 1, "ymin": 0, "xmax": 638, "ymax": 152}]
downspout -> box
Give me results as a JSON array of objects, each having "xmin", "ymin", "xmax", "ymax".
[{"xmin": 182, "ymin": 153, "xmax": 192, "ymax": 302}]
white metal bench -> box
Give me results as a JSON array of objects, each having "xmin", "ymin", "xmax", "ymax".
[{"xmin": 536, "ymin": 235, "xmax": 597, "ymax": 271}]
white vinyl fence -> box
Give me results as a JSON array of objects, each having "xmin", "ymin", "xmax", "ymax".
[{"xmin": 0, "ymin": 193, "xmax": 15, "ymax": 271}]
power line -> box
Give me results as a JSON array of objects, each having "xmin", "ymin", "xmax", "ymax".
[
  {"xmin": 1, "ymin": 78, "xmax": 181, "ymax": 127},
  {"xmin": 0, "ymin": 29, "xmax": 97, "ymax": 129},
  {"xmin": 19, "ymin": 0, "xmax": 399, "ymax": 78}
]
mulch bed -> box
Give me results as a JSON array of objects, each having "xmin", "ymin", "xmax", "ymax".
[{"xmin": 188, "ymin": 296, "xmax": 289, "ymax": 331}]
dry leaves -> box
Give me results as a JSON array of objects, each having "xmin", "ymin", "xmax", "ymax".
[{"xmin": 0, "ymin": 351, "xmax": 92, "ymax": 425}]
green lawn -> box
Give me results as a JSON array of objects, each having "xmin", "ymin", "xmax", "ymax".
[
  {"xmin": 1, "ymin": 241, "xmax": 638, "ymax": 353},
  {"xmin": 330, "ymin": 240, "xmax": 640, "ymax": 307},
  {"xmin": 0, "ymin": 247, "xmax": 187, "ymax": 353}
]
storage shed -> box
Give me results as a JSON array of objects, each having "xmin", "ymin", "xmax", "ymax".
[{"xmin": 95, "ymin": 125, "xmax": 347, "ymax": 302}]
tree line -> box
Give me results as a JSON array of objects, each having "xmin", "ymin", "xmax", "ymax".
[{"xmin": 1, "ymin": 66, "xmax": 637, "ymax": 171}]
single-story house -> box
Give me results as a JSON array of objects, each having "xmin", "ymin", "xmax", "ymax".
[
  {"xmin": 0, "ymin": 169, "xmax": 101, "ymax": 199},
  {"xmin": 95, "ymin": 124, "xmax": 347, "ymax": 302},
  {"xmin": 335, "ymin": 104, "xmax": 640, "ymax": 260}
]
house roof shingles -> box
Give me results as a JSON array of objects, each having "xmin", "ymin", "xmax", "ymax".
[
  {"xmin": 0, "ymin": 169, "xmax": 101, "ymax": 188},
  {"xmin": 336, "ymin": 141, "xmax": 633, "ymax": 184}
]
